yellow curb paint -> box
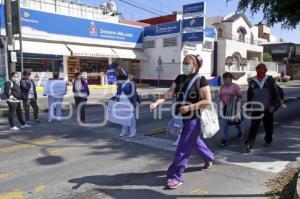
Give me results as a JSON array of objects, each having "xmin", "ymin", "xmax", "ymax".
[
  {"xmin": 191, "ymin": 188, "xmax": 208, "ymax": 194},
  {"xmin": 34, "ymin": 185, "xmax": 46, "ymax": 193},
  {"xmin": 36, "ymin": 85, "xmax": 116, "ymax": 92},
  {"xmin": 0, "ymin": 139, "xmax": 56, "ymax": 154},
  {"xmin": 0, "ymin": 191, "xmax": 25, "ymax": 199}
]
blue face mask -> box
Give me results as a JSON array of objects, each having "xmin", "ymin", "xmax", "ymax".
[{"xmin": 182, "ymin": 64, "xmax": 192, "ymax": 75}]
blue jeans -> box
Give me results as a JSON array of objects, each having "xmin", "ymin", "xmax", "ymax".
[{"xmin": 222, "ymin": 119, "xmax": 244, "ymax": 141}]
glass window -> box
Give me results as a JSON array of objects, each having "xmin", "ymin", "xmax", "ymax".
[
  {"xmin": 143, "ymin": 40, "xmax": 155, "ymax": 48},
  {"xmin": 237, "ymin": 27, "xmax": 246, "ymax": 42},
  {"xmin": 163, "ymin": 37, "xmax": 177, "ymax": 47}
]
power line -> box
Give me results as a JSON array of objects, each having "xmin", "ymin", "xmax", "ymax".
[
  {"xmin": 125, "ymin": 0, "xmax": 169, "ymax": 15},
  {"xmin": 116, "ymin": 0, "xmax": 162, "ymax": 16}
]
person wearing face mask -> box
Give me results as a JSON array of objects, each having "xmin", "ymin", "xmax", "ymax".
[
  {"xmin": 73, "ymin": 71, "xmax": 90, "ymax": 123},
  {"xmin": 45, "ymin": 71, "xmax": 67, "ymax": 123},
  {"xmin": 219, "ymin": 72, "xmax": 244, "ymax": 146},
  {"xmin": 150, "ymin": 54, "xmax": 214, "ymax": 189},
  {"xmin": 4, "ymin": 72, "xmax": 31, "ymax": 130},
  {"xmin": 20, "ymin": 71, "xmax": 39, "ymax": 125},
  {"xmin": 243, "ymin": 63, "xmax": 280, "ymax": 153}
]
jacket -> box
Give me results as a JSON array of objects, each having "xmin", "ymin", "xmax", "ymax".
[
  {"xmin": 247, "ymin": 75, "xmax": 280, "ymax": 111},
  {"xmin": 114, "ymin": 81, "xmax": 140, "ymax": 104},
  {"xmin": 72, "ymin": 79, "xmax": 90, "ymax": 97},
  {"xmin": 20, "ymin": 78, "xmax": 37, "ymax": 100},
  {"xmin": 4, "ymin": 80, "xmax": 22, "ymax": 102}
]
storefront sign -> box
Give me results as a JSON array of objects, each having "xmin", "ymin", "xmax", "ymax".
[
  {"xmin": 183, "ymin": 17, "xmax": 204, "ymax": 30},
  {"xmin": 144, "ymin": 21, "xmax": 180, "ymax": 37},
  {"xmin": 183, "ymin": 2, "xmax": 205, "ymax": 17},
  {"xmin": 0, "ymin": 4, "xmax": 5, "ymax": 31},
  {"xmin": 16, "ymin": 7, "xmax": 143, "ymax": 45},
  {"xmin": 182, "ymin": 32, "xmax": 204, "ymax": 44}
]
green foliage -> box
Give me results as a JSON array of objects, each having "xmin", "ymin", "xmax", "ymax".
[
  {"xmin": 263, "ymin": 52, "xmax": 273, "ymax": 62},
  {"xmin": 227, "ymin": 0, "xmax": 300, "ymax": 29}
]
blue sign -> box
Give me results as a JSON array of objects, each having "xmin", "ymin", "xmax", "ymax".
[
  {"xmin": 183, "ymin": 2, "xmax": 205, "ymax": 15},
  {"xmin": 0, "ymin": 4, "xmax": 5, "ymax": 30},
  {"xmin": 183, "ymin": 17, "xmax": 204, "ymax": 29},
  {"xmin": 107, "ymin": 64, "xmax": 117, "ymax": 84},
  {"xmin": 183, "ymin": 32, "xmax": 204, "ymax": 43},
  {"xmin": 19, "ymin": 8, "xmax": 143, "ymax": 44},
  {"xmin": 205, "ymin": 27, "xmax": 216, "ymax": 38},
  {"xmin": 144, "ymin": 21, "xmax": 180, "ymax": 37}
]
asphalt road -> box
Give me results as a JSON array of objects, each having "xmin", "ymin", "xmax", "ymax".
[{"xmin": 0, "ymin": 82, "xmax": 300, "ymax": 199}]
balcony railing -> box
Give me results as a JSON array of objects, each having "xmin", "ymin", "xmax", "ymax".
[{"xmin": 217, "ymin": 32, "xmax": 264, "ymax": 45}]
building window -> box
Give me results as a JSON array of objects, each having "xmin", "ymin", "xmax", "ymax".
[
  {"xmin": 237, "ymin": 27, "xmax": 247, "ymax": 42},
  {"xmin": 143, "ymin": 40, "xmax": 155, "ymax": 48},
  {"xmin": 163, "ymin": 37, "xmax": 177, "ymax": 47},
  {"xmin": 217, "ymin": 28, "xmax": 223, "ymax": 39}
]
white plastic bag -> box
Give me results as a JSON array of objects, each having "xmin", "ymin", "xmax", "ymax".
[{"xmin": 201, "ymin": 104, "xmax": 220, "ymax": 138}]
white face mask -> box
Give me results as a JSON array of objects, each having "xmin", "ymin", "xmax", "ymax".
[
  {"xmin": 182, "ymin": 64, "xmax": 192, "ymax": 75},
  {"xmin": 12, "ymin": 77, "xmax": 19, "ymax": 82}
]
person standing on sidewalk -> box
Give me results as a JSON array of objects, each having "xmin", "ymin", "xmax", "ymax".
[
  {"xmin": 45, "ymin": 71, "xmax": 67, "ymax": 123},
  {"xmin": 219, "ymin": 72, "xmax": 244, "ymax": 146},
  {"xmin": 244, "ymin": 63, "xmax": 280, "ymax": 153},
  {"xmin": 114, "ymin": 67, "xmax": 140, "ymax": 138},
  {"xmin": 20, "ymin": 71, "xmax": 40, "ymax": 125},
  {"xmin": 4, "ymin": 72, "xmax": 31, "ymax": 130},
  {"xmin": 150, "ymin": 54, "xmax": 214, "ymax": 189},
  {"xmin": 73, "ymin": 71, "xmax": 90, "ymax": 123}
]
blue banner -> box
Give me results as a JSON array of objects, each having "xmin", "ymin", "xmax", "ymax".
[
  {"xmin": 183, "ymin": 2, "xmax": 205, "ymax": 15},
  {"xmin": 183, "ymin": 17, "xmax": 204, "ymax": 29},
  {"xmin": 144, "ymin": 21, "xmax": 180, "ymax": 37},
  {"xmin": 0, "ymin": 4, "xmax": 5, "ymax": 30},
  {"xmin": 205, "ymin": 27, "xmax": 216, "ymax": 38},
  {"xmin": 19, "ymin": 8, "xmax": 143, "ymax": 44},
  {"xmin": 182, "ymin": 32, "xmax": 204, "ymax": 43}
]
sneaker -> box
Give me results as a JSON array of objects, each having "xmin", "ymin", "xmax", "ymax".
[
  {"xmin": 48, "ymin": 119, "xmax": 52, "ymax": 123},
  {"xmin": 21, "ymin": 124, "xmax": 32, "ymax": 128},
  {"xmin": 120, "ymin": 131, "xmax": 127, "ymax": 137},
  {"xmin": 167, "ymin": 179, "xmax": 183, "ymax": 189},
  {"xmin": 243, "ymin": 145, "xmax": 252, "ymax": 153},
  {"xmin": 10, "ymin": 126, "xmax": 20, "ymax": 131},
  {"xmin": 203, "ymin": 161, "xmax": 213, "ymax": 169},
  {"xmin": 218, "ymin": 139, "xmax": 229, "ymax": 146},
  {"xmin": 128, "ymin": 132, "xmax": 136, "ymax": 138},
  {"xmin": 26, "ymin": 121, "xmax": 34, "ymax": 125}
]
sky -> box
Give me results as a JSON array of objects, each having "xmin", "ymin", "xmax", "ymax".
[{"xmin": 85, "ymin": 0, "xmax": 300, "ymax": 43}]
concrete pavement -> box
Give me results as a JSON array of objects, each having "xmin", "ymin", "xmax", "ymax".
[{"xmin": 0, "ymin": 81, "xmax": 300, "ymax": 198}]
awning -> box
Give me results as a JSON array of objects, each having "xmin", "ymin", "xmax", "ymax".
[
  {"xmin": 15, "ymin": 41, "xmax": 71, "ymax": 56},
  {"xmin": 67, "ymin": 45, "xmax": 118, "ymax": 58},
  {"xmin": 112, "ymin": 48, "xmax": 148, "ymax": 60}
]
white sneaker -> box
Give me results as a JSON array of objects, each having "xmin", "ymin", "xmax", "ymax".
[
  {"xmin": 10, "ymin": 126, "xmax": 20, "ymax": 131},
  {"xmin": 21, "ymin": 124, "xmax": 32, "ymax": 128},
  {"xmin": 128, "ymin": 132, "xmax": 136, "ymax": 138},
  {"xmin": 48, "ymin": 119, "xmax": 52, "ymax": 123},
  {"xmin": 120, "ymin": 131, "xmax": 127, "ymax": 137}
]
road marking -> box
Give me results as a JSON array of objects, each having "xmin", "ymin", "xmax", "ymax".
[
  {"xmin": 34, "ymin": 185, "xmax": 46, "ymax": 193},
  {"xmin": 0, "ymin": 171, "xmax": 15, "ymax": 181},
  {"xmin": 0, "ymin": 191, "xmax": 25, "ymax": 199},
  {"xmin": 191, "ymin": 188, "xmax": 208, "ymax": 194},
  {"xmin": 0, "ymin": 139, "xmax": 56, "ymax": 154},
  {"xmin": 125, "ymin": 135, "xmax": 289, "ymax": 174}
]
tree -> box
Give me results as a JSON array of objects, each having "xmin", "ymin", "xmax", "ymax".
[
  {"xmin": 228, "ymin": 0, "xmax": 300, "ymax": 29},
  {"xmin": 263, "ymin": 52, "xmax": 273, "ymax": 62}
]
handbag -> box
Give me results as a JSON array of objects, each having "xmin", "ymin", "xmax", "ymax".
[
  {"xmin": 167, "ymin": 74, "xmax": 200, "ymax": 136},
  {"xmin": 201, "ymin": 104, "xmax": 220, "ymax": 139}
]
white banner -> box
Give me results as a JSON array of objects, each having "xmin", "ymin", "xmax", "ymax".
[
  {"xmin": 107, "ymin": 99, "xmax": 134, "ymax": 126},
  {"xmin": 43, "ymin": 80, "xmax": 67, "ymax": 96}
]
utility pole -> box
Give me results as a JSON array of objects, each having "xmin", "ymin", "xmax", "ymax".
[{"xmin": 4, "ymin": 0, "xmax": 16, "ymax": 74}]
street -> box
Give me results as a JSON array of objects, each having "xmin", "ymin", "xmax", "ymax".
[{"xmin": 0, "ymin": 82, "xmax": 300, "ymax": 199}]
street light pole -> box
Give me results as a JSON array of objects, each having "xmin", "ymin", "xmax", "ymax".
[{"xmin": 4, "ymin": 0, "xmax": 16, "ymax": 74}]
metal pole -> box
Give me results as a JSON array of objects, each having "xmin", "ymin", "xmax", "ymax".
[
  {"xmin": 4, "ymin": 0, "xmax": 16, "ymax": 74},
  {"xmin": 17, "ymin": 0, "xmax": 23, "ymax": 73}
]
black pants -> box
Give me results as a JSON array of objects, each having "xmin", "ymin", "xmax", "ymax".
[
  {"xmin": 23, "ymin": 98, "xmax": 39, "ymax": 122},
  {"xmin": 74, "ymin": 97, "xmax": 87, "ymax": 122},
  {"xmin": 245, "ymin": 111, "xmax": 274, "ymax": 146},
  {"xmin": 7, "ymin": 101, "xmax": 25, "ymax": 127}
]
